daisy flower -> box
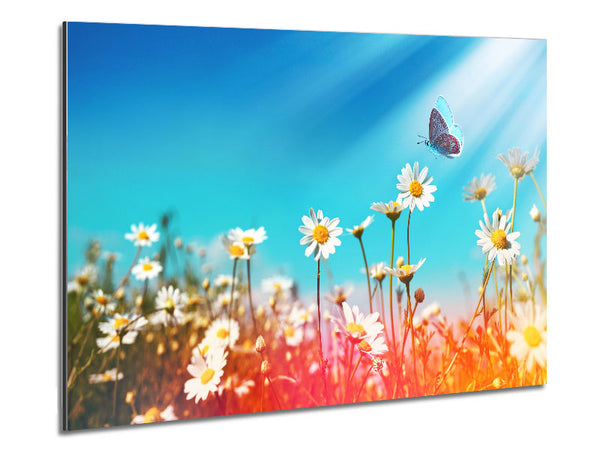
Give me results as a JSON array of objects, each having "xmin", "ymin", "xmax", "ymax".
[
  {"xmin": 204, "ymin": 317, "xmax": 240, "ymax": 348},
  {"xmin": 261, "ymin": 276, "xmax": 294, "ymax": 300},
  {"xmin": 497, "ymin": 147, "xmax": 540, "ymax": 182},
  {"xmin": 153, "ymin": 285, "xmax": 187, "ymax": 326},
  {"xmin": 96, "ymin": 313, "xmax": 148, "ymax": 352},
  {"xmin": 384, "ymin": 258, "xmax": 426, "ymax": 284},
  {"xmin": 131, "ymin": 257, "xmax": 163, "ymax": 281},
  {"xmin": 131, "ymin": 405, "xmax": 178, "ymax": 424},
  {"xmin": 530, "ymin": 204, "xmax": 541, "ymax": 222},
  {"xmin": 125, "ymin": 223, "xmax": 160, "ymax": 247},
  {"xmin": 506, "ymin": 301, "xmax": 546, "ymax": 371},
  {"xmin": 298, "ymin": 207, "xmax": 342, "ymax": 261},
  {"xmin": 227, "ymin": 227, "xmax": 268, "ymax": 254},
  {"xmin": 463, "ymin": 173, "xmax": 496, "ymax": 202},
  {"xmin": 368, "ymin": 262, "xmax": 387, "ymax": 282},
  {"xmin": 69, "ymin": 264, "xmax": 99, "ymax": 293},
  {"xmin": 370, "ymin": 201, "xmax": 403, "ymax": 221},
  {"xmin": 337, "ymin": 303, "xmax": 384, "ymax": 344},
  {"xmin": 184, "ymin": 346, "xmax": 228, "ymax": 403},
  {"xmin": 88, "ymin": 368, "xmax": 123, "ymax": 384},
  {"xmin": 215, "ymin": 274, "xmax": 234, "ymax": 288},
  {"xmin": 281, "ymin": 322, "xmax": 304, "ymax": 347},
  {"xmin": 357, "ymin": 334, "xmax": 388, "ymax": 357},
  {"xmin": 325, "ymin": 285, "xmax": 354, "ymax": 305},
  {"xmin": 396, "ymin": 162, "xmax": 437, "ymax": 212},
  {"xmin": 217, "ymin": 291, "xmax": 240, "ymax": 309},
  {"xmin": 288, "ymin": 302, "xmax": 315, "ymax": 327},
  {"xmin": 90, "ymin": 289, "xmax": 115, "ymax": 315},
  {"xmin": 221, "ymin": 236, "xmax": 250, "ymax": 260},
  {"xmin": 346, "ymin": 215, "xmax": 374, "ymax": 239},
  {"xmin": 475, "ymin": 210, "xmax": 521, "ymax": 266},
  {"xmin": 218, "ymin": 377, "xmax": 255, "ymax": 398}
]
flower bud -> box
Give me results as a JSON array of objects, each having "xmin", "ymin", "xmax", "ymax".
[
  {"xmin": 414, "ymin": 287, "xmax": 425, "ymax": 304},
  {"xmin": 114, "ymin": 287, "xmax": 125, "ymax": 300},
  {"xmin": 260, "ymin": 360, "xmax": 271, "ymax": 376},
  {"xmin": 201, "ymin": 278, "xmax": 210, "ymax": 291},
  {"xmin": 529, "ymin": 204, "xmax": 541, "ymax": 222},
  {"xmin": 174, "ymin": 237, "xmax": 183, "ymax": 249},
  {"xmin": 396, "ymin": 256, "xmax": 405, "ymax": 268},
  {"xmin": 521, "ymin": 272, "xmax": 528, "ymax": 282},
  {"xmin": 255, "ymin": 335, "xmax": 266, "ymax": 353},
  {"xmin": 521, "ymin": 255, "xmax": 528, "ymax": 265}
]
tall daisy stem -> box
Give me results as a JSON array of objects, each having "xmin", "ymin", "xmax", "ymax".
[
  {"xmin": 111, "ymin": 246, "xmax": 142, "ymax": 301},
  {"xmin": 509, "ymin": 178, "xmax": 518, "ymax": 315},
  {"xmin": 316, "ymin": 259, "xmax": 329, "ymax": 404},
  {"xmin": 389, "ymin": 219, "xmax": 397, "ymax": 356},
  {"xmin": 246, "ymin": 259, "xmax": 258, "ymax": 335},
  {"xmin": 359, "ymin": 237, "xmax": 373, "ymax": 314},
  {"xmin": 530, "ymin": 172, "xmax": 547, "ymax": 211},
  {"xmin": 112, "ymin": 340, "xmax": 122, "ymax": 425},
  {"xmin": 228, "ymin": 258, "xmax": 238, "ymax": 348}
]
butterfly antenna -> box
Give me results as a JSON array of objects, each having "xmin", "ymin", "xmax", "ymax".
[{"xmin": 417, "ymin": 135, "xmax": 427, "ymax": 145}]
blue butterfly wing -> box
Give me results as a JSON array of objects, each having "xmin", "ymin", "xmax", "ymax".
[
  {"xmin": 429, "ymin": 108, "xmax": 449, "ymax": 142},
  {"xmin": 449, "ymin": 124, "xmax": 463, "ymax": 146},
  {"xmin": 431, "ymin": 133, "xmax": 461, "ymax": 158},
  {"xmin": 435, "ymin": 96, "xmax": 454, "ymax": 129}
]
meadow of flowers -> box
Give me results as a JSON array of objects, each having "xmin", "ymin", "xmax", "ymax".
[{"xmin": 65, "ymin": 147, "xmax": 546, "ymax": 430}]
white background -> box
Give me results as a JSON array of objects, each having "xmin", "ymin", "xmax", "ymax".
[{"xmin": 1, "ymin": 0, "xmax": 597, "ymax": 448}]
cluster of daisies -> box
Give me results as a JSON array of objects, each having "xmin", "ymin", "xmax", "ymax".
[
  {"xmin": 462, "ymin": 147, "xmax": 546, "ymax": 370},
  {"xmin": 75, "ymin": 149, "xmax": 546, "ymax": 423}
]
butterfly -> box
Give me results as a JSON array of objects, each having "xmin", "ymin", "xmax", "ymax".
[{"xmin": 418, "ymin": 96, "xmax": 463, "ymax": 158}]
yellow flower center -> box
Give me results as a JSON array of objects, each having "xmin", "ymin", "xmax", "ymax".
[
  {"xmin": 242, "ymin": 236, "xmax": 254, "ymax": 244},
  {"xmin": 399, "ymin": 264, "xmax": 414, "ymax": 283},
  {"xmin": 385, "ymin": 202, "xmax": 402, "ymax": 221},
  {"xmin": 200, "ymin": 368, "xmax": 215, "ymax": 385},
  {"xmin": 200, "ymin": 344, "xmax": 210, "ymax": 357},
  {"xmin": 165, "ymin": 298, "xmax": 175, "ymax": 314},
  {"xmin": 273, "ymin": 283, "xmax": 281, "ymax": 292},
  {"xmin": 474, "ymin": 188, "xmax": 487, "ymax": 200},
  {"xmin": 511, "ymin": 165, "xmax": 525, "ymax": 179},
  {"xmin": 143, "ymin": 407, "xmax": 163, "ymax": 423},
  {"xmin": 346, "ymin": 322, "xmax": 366, "ymax": 336},
  {"xmin": 284, "ymin": 326, "xmax": 296, "ymax": 338},
  {"xmin": 358, "ymin": 340, "xmax": 372, "ymax": 352},
  {"xmin": 409, "ymin": 180, "xmax": 423, "ymax": 197},
  {"xmin": 97, "ymin": 295, "xmax": 108, "ymax": 306},
  {"xmin": 312, "ymin": 225, "xmax": 329, "ymax": 244},
  {"xmin": 523, "ymin": 326, "xmax": 541, "ymax": 347},
  {"xmin": 138, "ymin": 230, "xmax": 150, "ymax": 241},
  {"xmin": 114, "ymin": 317, "xmax": 129, "ymax": 329},
  {"xmin": 76, "ymin": 274, "xmax": 89, "ymax": 285},
  {"xmin": 491, "ymin": 229, "xmax": 508, "ymax": 249},
  {"xmin": 230, "ymin": 244, "xmax": 245, "ymax": 257},
  {"xmin": 216, "ymin": 328, "xmax": 229, "ymax": 339},
  {"xmin": 111, "ymin": 335, "xmax": 120, "ymax": 343},
  {"xmin": 142, "ymin": 263, "xmax": 154, "ymax": 271}
]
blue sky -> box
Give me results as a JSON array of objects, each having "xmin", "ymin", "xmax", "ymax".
[{"xmin": 66, "ymin": 23, "xmax": 546, "ymax": 316}]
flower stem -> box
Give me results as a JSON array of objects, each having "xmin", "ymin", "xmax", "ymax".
[
  {"xmin": 228, "ymin": 258, "xmax": 238, "ymax": 348},
  {"xmin": 389, "ymin": 219, "xmax": 397, "ymax": 356},
  {"xmin": 316, "ymin": 259, "xmax": 329, "ymax": 404},
  {"xmin": 358, "ymin": 237, "xmax": 373, "ymax": 314},
  {"xmin": 246, "ymin": 259, "xmax": 258, "ymax": 336},
  {"xmin": 111, "ymin": 246, "xmax": 142, "ymax": 301},
  {"xmin": 407, "ymin": 210, "xmax": 412, "ymax": 265},
  {"xmin": 112, "ymin": 340, "xmax": 121, "ymax": 425},
  {"xmin": 530, "ymin": 172, "xmax": 547, "ymax": 211}
]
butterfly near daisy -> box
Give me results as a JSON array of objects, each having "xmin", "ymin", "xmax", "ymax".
[{"xmin": 418, "ymin": 96, "xmax": 463, "ymax": 158}]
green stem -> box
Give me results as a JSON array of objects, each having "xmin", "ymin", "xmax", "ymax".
[
  {"xmin": 228, "ymin": 258, "xmax": 238, "ymax": 348},
  {"xmin": 530, "ymin": 172, "xmax": 547, "ymax": 211},
  {"xmin": 359, "ymin": 237, "xmax": 373, "ymax": 314},
  {"xmin": 316, "ymin": 259, "xmax": 329, "ymax": 404},
  {"xmin": 389, "ymin": 219, "xmax": 397, "ymax": 356},
  {"xmin": 246, "ymin": 258, "xmax": 258, "ymax": 336}
]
